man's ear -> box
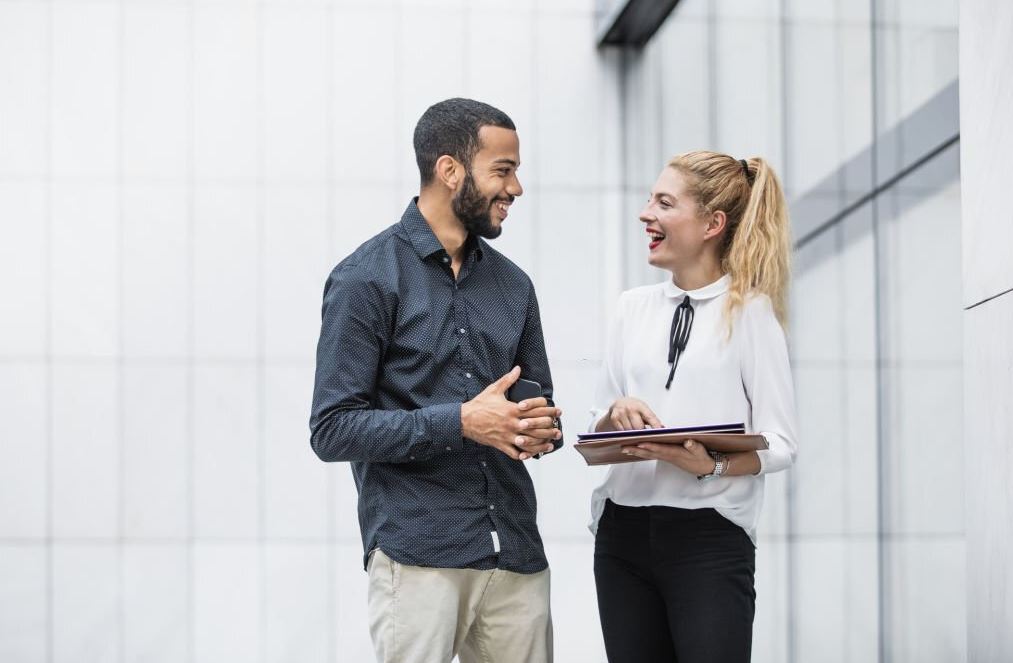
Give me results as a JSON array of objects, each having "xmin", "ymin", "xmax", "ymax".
[
  {"xmin": 704, "ymin": 209, "xmax": 727, "ymax": 240},
  {"xmin": 435, "ymin": 155, "xmax": 462, "ymax": 191}
]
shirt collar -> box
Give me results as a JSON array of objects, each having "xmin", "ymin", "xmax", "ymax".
[
  {"xmin": 662, "ymin": 273, "xmax": 731, "ymax": 300},
  {"xmin": 398, "ymin": 197, "xmax": 484, "ymax": 262}
]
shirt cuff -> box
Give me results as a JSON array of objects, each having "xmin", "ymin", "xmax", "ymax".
[
  {"xmin": 754, "ymin": 432, "xmax": 794, "ymax": 475},
  {"xmin": 425, "ymin": 402, "xmax": 464, "ymax": 454},
  {"xmin": 588, "ymin": 409, "xmax": 608, "ymax": 434}
]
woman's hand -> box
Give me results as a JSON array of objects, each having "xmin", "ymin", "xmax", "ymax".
[
  {"xmin": 621, "ymin": 438, "xmax": 716, "ymax": 476},
  {"xmin": 596, "ymin": 397, "xmax": 663, "ymax": 432}
]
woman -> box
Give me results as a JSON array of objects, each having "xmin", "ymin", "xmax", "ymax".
[{"xmin": 589, "ymin": 151, "xmax": 798, "ymax": 662}]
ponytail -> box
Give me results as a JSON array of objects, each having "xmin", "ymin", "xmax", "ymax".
[{"xmin": 667, "ymin": 152, "xmax": 791, "ymax": 334}]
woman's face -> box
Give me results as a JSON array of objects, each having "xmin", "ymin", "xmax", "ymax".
[{"xmin": 639, "ymin": 167, "xmax": 712, "ymax": 272}]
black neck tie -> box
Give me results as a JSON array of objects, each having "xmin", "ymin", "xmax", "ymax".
[{"xmin": 666, "ymin": 296, "xmax": 694, "ymax": 389}]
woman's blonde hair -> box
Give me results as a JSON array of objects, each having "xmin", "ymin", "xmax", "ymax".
[{"xmin": 667, "ymin": 150, "xmax": 791, "ymax": 332}]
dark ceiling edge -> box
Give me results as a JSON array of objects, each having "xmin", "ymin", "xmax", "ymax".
[{"xmin": 597, "ymin": 0, "xmax": 683, "ymax": 48}]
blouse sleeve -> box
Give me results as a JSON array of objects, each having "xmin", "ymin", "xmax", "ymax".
[
  {"xmin": 738, "ymin": 294, "xmax": 799, "ymax": 474},
  {"xmin": 588, "ymin": 293, "xmax": 628, "ymax": 433}
]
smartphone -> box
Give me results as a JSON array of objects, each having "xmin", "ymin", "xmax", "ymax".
[{"xmin": 507, "ymin": 378, "xmax": 542, "ymax": 404}]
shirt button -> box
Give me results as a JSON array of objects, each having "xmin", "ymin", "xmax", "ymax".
[
  {"xmin": 465, "ymin": 372, "xmax": 472, "ymax": 378},
  {"xmin": 446, "ymin": 446, "xmax": 452, "ymax": 451},
  {"xmin": 458, "ymin": 328, "xmax": 466, "ymax": 334},
  {"xmin": 480, "ymin": 461, "xmax": 487, "ymax": 467},
  {"xmin": 488, "ymin": 504, "xmax": 495, "ymax": 511},
  {"xmin": 441, "ymin": 256, "xmax": 449, "ymax": 263},
  {"xmin": 409, "ymin": 455, "xmax": 415, "ymax": 460}
]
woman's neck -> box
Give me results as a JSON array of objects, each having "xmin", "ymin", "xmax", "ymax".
[{"xmin": 670, "ymin": 260, "xmax": 725, "ymax": 292}]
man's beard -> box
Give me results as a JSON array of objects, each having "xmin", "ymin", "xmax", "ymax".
[{"xmin": 452, "ymin": 171, "xmax": 509, "ymax": 240}]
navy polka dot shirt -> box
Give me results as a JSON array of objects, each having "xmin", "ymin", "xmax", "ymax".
[{"xmin": 310, "ymin": 199, "xmax": 561, "ymax": 573}]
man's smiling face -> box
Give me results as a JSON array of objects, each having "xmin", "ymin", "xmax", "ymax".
[{"xmin": 452, "ymin": 125, "xmax": 524, "ymax": 239}]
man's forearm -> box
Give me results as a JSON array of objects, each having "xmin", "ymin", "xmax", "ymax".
[{"xmin": 310, "ymin": 403, "xmax": 462, "ymax": 463}]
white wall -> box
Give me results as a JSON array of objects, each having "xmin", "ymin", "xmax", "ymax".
[
  {"xmin": 960, "ymin": 0, "xmax": 1013, "ymax": 660},
  {"xmin": 0, "ymin": 1, "xmax": 621, "ymax": 661}
]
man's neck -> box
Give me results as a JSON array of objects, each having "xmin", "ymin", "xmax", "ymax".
[{"xmin": 417, "ymin": 191, "xmax": 468, "ymax": 262}]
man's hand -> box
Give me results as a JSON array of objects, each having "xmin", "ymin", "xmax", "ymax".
[
  {"xmin": 515, "ymin": 396, "xmax": 562, "ymax": 458},
  {"xmin": 462, "ymin": 367, "xmax": 562, "ymax": 460}
]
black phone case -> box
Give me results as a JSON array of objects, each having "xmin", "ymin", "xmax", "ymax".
[{"xmin": 507, "ymin": 378, "xmax": 542, "ymax": 403}]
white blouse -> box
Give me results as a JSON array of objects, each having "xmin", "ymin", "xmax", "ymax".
[{"xmin": 587, "ymin": 274, "xmax": 798, "ymax": 544}]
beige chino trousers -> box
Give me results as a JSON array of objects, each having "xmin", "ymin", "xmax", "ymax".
[{"xmin": 367, "ymin": 549, "xmax": 552, "ymax": 663}]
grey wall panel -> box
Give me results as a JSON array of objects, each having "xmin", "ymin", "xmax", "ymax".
[
  {"xmin": 961, "ymin": 0, "xmax": 1013, "ymax": 659},
  {"xmin": 964, "ymin": 294, "xmax": 1013, "ymax": 662},
  {"xmin": 961, "ymin": 0, "xmax": 1013, "ymax": 307}
]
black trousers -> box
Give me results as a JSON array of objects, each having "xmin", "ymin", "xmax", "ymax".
[{"xmin": 594, "ymin": 499, "xmax": 756, "ymax": 663}]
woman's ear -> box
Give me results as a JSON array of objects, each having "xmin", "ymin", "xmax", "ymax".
[
  {"xmin": 435, "ymin": 155, "xmax": 462, "ymax": 191},
  {"xmin": 704, "ymin": 210, "xmax": 728, "ymax": 240}
]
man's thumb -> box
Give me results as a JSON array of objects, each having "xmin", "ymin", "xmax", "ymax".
[{"xmin": 489, "ymin": 366, "xmax": 521, "ymax": 394}]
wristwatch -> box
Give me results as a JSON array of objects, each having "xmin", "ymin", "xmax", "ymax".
[{"xmin": 697, "ymin": 453, "xmax": 727, "ymax": 481}]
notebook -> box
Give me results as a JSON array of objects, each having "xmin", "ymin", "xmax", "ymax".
[{"xmin": 575, "ymin": 422, "xmax": 767, "ymax": 466}]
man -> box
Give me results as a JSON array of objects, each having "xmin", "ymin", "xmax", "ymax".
[{"xmin": 310, "ymin": 98, "xmax": 562, "ymax": 663}]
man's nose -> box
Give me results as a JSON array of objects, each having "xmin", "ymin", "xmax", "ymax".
[{"xmin": 508, "ymin": 174, "xmax": 523, "ymax": 198}]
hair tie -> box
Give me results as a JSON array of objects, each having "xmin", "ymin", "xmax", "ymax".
[{"xmin": 739, "ymin": 159, "xmax": 755, "ymax": 185}]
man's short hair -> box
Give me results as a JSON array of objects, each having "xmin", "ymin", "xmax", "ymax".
[{"xmin": 413, "ymin": 98, "xmax": 516, "ymax": 186}]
